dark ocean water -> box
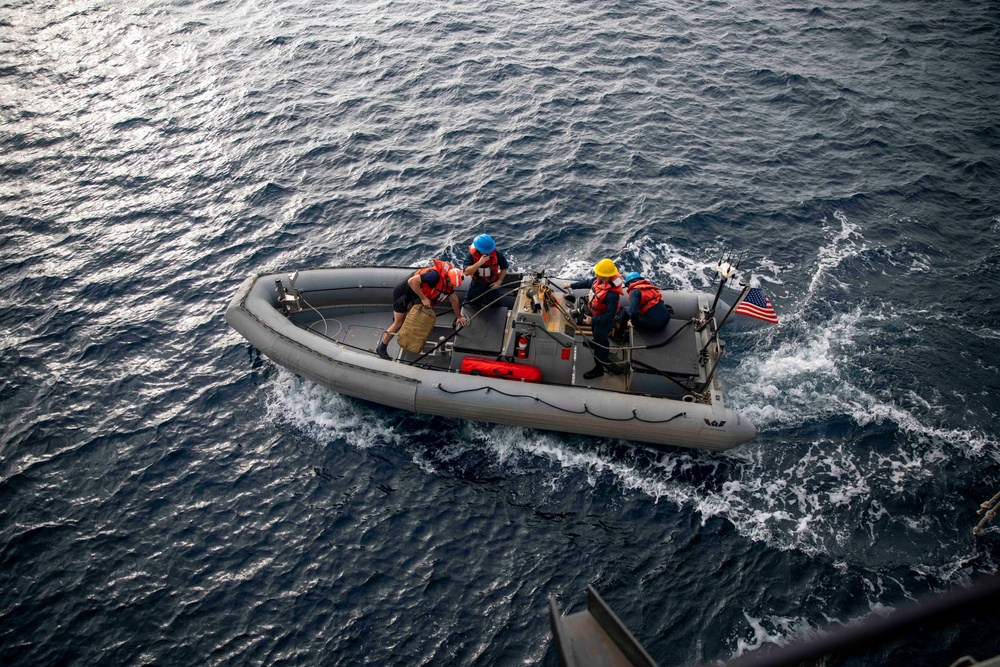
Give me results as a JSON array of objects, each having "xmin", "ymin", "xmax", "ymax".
[{"xmin": 2, "ymin": 0, "xmax": 1000, "ymax": 664}]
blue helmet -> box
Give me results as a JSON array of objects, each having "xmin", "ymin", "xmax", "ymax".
[
  {"xmin": 473, "ymin": 234, "xmax": 496, "ymax": 254},
  {"xmin": 624, "ymin": 271, "xmax": 642, "ymax": 284}
]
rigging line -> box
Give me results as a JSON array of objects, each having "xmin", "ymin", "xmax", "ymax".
[
  {"xmin": 628, "ymin": 358, "xmax": 697, "ymax": 394},
  {"xmin": 289, "ymin": 318, "xmax": 442, "ymax": 371},
  {"xmin": 298, "ymin": 286, "xmax": 384, "ymax": 294},
  {"xmin": 425, "ymin": 282, "xmax": 520, "ymax": 324},
  {"xmin": 294, "ymin": 271, "xmax": 526, "ymax": 297},
  {"xmin": 435, "ymin": 384, "xmax": 687, "ymax": 424},
  {"xmin": 288, "ymin": 298, "xmax": 396, "ymax": 359},
  {"xmin": 297, "ymin": 293, "xmax": 336, "ymax": 338},
  {"xmin": 638, "ymin": 318, "xmax": 694, "ymax": 350},
  {"xmin": 464, "ymin": 283, "xmax": 523, "ymax": 322},
  {"xmin": 543, "ymin": 276, "xmax": 570, "ymax": 294},
  {"xmin": 291, "ymin": 320, "xmax": 377, "ymax": 357},
  {"xmin": 557, "ymin": 308, "xmax": 614, "ymax": 354},
  {"xmin": 542, "ymin": 279, "xmax": 584, "ymax": 336},
  {"xmin": 609, "ymin": 318, "xmax": 695, "ymax": 353}
]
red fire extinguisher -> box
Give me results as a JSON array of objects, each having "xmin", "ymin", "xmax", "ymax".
[{"xmin": 516, "ymin": 334, "xmax": 529, "ymax": 359}]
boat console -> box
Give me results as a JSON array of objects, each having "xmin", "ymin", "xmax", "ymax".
[{"xmin": 503, "ymin": 275, "xmax": 580, "ymax": 386}]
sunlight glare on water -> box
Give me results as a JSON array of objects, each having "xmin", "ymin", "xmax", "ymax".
[{"xmin": 2, "ymin": 0, "xmax": 999, "ymax": 665}]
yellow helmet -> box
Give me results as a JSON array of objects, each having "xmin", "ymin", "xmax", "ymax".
[{"xmin": 593, "ymin": 258, "xmax": 618, "ymax": 277}]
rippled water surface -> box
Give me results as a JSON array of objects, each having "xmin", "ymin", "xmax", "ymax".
[{"xmin": 2, "ymin": 0, "xmax": 1000, "ymax": 665}]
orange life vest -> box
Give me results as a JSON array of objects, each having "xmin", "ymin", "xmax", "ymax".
[
  {"xmin": 468, "ymin": 245, "xmax": 500, "ymax": 284},
  {"xmin": 588, "ymin": 274, "xmax": 624, "ymax": 316},
  {"xmin": 627, "ymin": 279, "xmax": 664, "ymax": 315},
  {"xmin": 415, "ymin": 259, "xmax": 455, "ymax": 305}
]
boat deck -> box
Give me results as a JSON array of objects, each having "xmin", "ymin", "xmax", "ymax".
[{"xmin": 291, "ymin": 303, "xmax": 709, "ymax": 395}]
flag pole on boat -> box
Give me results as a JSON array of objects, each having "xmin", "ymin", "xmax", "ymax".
[
  {"xmin": 706, "ymin": 248, "xmax": 741, "ymax": 325},
  {"xmin": 698, "ymin": 274, "xmax": 753, "ymax": 393},
  {"xmin": 716, "ymin": 279, "xmax": 753, "ymax": 331}
]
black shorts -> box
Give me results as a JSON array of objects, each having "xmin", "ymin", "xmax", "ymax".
[{"xmin": 392, "ymin": 280, "xmax": 418, "ymax": 314}]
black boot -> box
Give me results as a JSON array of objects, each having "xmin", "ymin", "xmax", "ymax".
[
  {"xmin": 583, "ymin": 365, "xmax": 604, "ymax": 380},
  {"xmin": 376, "ymin": 341, "xmax": 391, "ymax": 360}
]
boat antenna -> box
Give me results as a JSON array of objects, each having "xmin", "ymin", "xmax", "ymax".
[{"xmin": 707, "ymin": 248, "xmax": 741, "ymax": 321}]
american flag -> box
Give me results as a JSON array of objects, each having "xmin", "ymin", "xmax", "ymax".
[{"xmin": 734, "ymin": 287, "xmax": 778, "ymax": 324}]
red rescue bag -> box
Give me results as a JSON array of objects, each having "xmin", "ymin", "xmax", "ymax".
[{"xmin": 460, "ymin": 357, "xmax": 542, "ymax": 383}]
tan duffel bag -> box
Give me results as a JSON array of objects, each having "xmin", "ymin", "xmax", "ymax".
[{"xmin": 396, "ymin": 304, "xmax": 437, "ymax": 354}]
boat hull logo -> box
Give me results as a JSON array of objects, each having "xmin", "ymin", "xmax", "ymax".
[{"xmin": 704, "ymin": 419, "xmax": 727, "ymax": 428}]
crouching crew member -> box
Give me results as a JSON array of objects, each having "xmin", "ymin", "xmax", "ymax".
[
  {"xmin": 377, "ymin": 259, "xmax": 468, "ymax": 360},
  {"xmin": 562, "ymin": 258, "xmax": 624, "ymax": 380},
  {"xmin": 616, "ymin": 272, "xmax": 670, "ymax": 336},
  {"xmin": 463, "ymin": 234, "xmax": 509, "ymax": 307}
]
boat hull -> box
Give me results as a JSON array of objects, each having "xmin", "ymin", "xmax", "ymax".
[{"xmin": 226, "ymin": 267, "xmax": 756, "ymax": 451}]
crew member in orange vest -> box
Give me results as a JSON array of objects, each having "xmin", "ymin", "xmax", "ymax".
[
  {"xmin": 377, "ymin": 260, "xmax": 468, "ymax": 360},
  {"xmin": 562, "ymin": 258, "xmax": 624, "ymax": 380},
  {"xmin": 615, "ymin": 272, "xmax": 670, "ymax": 337},
  {"xmin": 463, "ymin": 234, "xmax": 509, "ymax": 307}
]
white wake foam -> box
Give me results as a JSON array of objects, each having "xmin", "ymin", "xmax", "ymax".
[
  {"xmin": 264, "ymin": 368, "xmax": 405, "ymax": 449},
  {"xmin": 804, "ymin": 209, "xmax": 865, "ymax": 307},
  {"xmin": 261, "ymin": 213, "xmax": 999, "ymax": 570}
]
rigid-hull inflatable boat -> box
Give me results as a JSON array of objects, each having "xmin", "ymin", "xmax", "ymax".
[{"xmin": 225, "ymin": 267, "xmax": 757, "ymax": 451}]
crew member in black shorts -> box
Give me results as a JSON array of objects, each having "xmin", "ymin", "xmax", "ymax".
[{"xmin": 377, "ymin": 260, "xmax": 468, "ymax": 360}]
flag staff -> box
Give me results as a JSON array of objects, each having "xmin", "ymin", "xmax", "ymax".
[
  {"xmin": 698, "ymin": 277, "xmax": 751, "ymax": 361},
  {"xmin": 716, "ymin": 280, "xmax": 753, "ymax": 330},
  {"xmin": 704, "ymin": 250, "xmax": 740, "ymax": 328}
]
